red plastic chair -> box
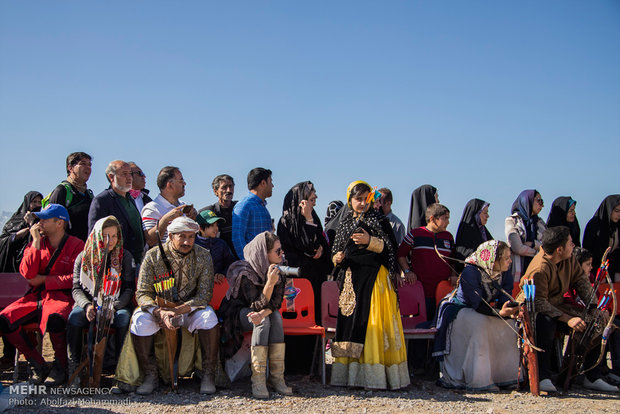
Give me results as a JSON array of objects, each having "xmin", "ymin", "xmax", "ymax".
[
  {"xmin": 320, "ymin": 281, "xmax": 339, "ymax": 383},
  {"xmin": 0, "ymin": 273, "xmax": 42, "ymax": 383},
  {"xmin": 279, "ymin": 278, "xmax": 325, "ymax": 384},
  {"xmin": 209, "ymin": 279, "xmax": 230, "ymax": 311},
  {"xmin": 398, "ymin": 281, "xmax": 437, "ymax": 340},
  {"xmin": 435, "ymin": 279, "xmax": 454, "ymax": 307}
]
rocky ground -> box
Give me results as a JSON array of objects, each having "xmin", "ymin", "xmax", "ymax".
[{"xmin": 0, "ymin": 339, "xmax": 618, "ymax": 413}]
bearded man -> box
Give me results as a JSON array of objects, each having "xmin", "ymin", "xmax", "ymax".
[
  {"xmin": 88, "ymin": 160, "xmax": 147, "ymax": 264},
  {"xmin": 127, "ymin": 216, "xmax": 219, "ymax": 395}
]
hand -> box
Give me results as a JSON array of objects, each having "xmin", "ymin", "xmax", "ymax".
[
  {"xmin": 351, "ymin": 228, "xmax": 370, "ymax": 245},
  {"xmin": 499, "ymin": 301, "xmax": 519, "ymax": 318},
  {"xmin": 449, "ymin": 275, "xmax": 458, "ymax": 287},
  {"xmin": 85, "ymin": 304, "xmax": 96, "ymax": 322},
  {"xmin": 159, "ymin": 309, "xmax": 179, "ymax": 330},
  {"xmin": 299, "ymin": 200, "xmax": 313, "ymax": 221},
  {"xmin": 24, "ymin": 211, "xmax": 37, "ymax": 226},
  {"xmin": 162, "ymin": 205, "xmax": 186, "ymax": 225},
  {"xmin": 333, "ymin": 251, "xmax": 344, "ymax": 265},
  {"xmin": 266, "ymin": 264, "xmax": 280, "ymax": 286},
  {"xmin": 30, "ymin": 222, "xmax": 42, "ymax": 242},
  {"xmin": 567, "ymin": 316, "xmax": 587, "ymax": 332},
  {"xmin": 312, "ymin": 245, "xmax": 323, "ymax": 260},
  {"xmin": 248, "ymin": 311, "xmax": 264, "ymax": 326},
  {"xmin": 28, "ymin": 274, "xmax": 46, "ymax": 287},
  {"xmin": 403, "ymin": 270, "xmax": 417, "ymax": 285},
  {"xmin": 186, "ymin": 206, "xmax": 198, "ymax": 220},
  {"xmin": 214, "ymin": 273, "xmax": 226, "ymax": 284}
]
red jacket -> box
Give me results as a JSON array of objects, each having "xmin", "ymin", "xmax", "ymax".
[{"xmin": 20, "ymin": 235, "xmax": 85, "ymax": 291}]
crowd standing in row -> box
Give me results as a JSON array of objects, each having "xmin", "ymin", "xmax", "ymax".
[{"xmin": 0, "ymin": 151, "xmax": 619, "ymax": 397}]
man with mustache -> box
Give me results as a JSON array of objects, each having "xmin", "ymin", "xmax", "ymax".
[
  {"xmin": 199, "ymin": 174, "xmax": 238, "ymax": 259},
  {"xmin": 88, "ymin": 160, "xmax": 147, "ymax": 264},
  {"xmin": 122, "ymin": 216, "xmax": 220, "ymax": 395}
]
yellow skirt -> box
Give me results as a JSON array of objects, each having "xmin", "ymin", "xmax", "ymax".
[{"xmin": 331, "ymin": 265, "xmax": 410, "ymax": 389}]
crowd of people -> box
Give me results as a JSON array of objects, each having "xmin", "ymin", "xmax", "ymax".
[{"xmin": 0, "ymin": 151, "xmax": 619, "ymax": 398}]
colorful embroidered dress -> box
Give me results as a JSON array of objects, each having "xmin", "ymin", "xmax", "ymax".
[{"xmin": 330, "ymin": 181, "xmax": 409, "ymax": 390}]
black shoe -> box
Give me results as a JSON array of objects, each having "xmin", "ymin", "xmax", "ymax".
[
  {"xmin": 44, "ymin": 361, "xmax": 67, "ymax": 386},
  {"xmin": 29, "ymin": 362, "xmax": 51, "ymax": 385}
]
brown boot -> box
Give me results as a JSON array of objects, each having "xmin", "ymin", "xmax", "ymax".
[
  {"xmin": 132, "ymin": 334, "xmax": 159, "ymax": 395},
  {"xmin": 267, "ymin": 343, "xmax": 293, "ymax": 395},
  {"xmin": 197, "ymin": 327, "xmax": 219, "ymax": 394},
  {"xmin": 251, "ymin": 345, "xmax": 269, "ymax": 399}
]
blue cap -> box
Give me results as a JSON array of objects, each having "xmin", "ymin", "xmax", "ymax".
[{"xmin": 34, "ymin": 204, "xmax": 70, "ymax": 222}]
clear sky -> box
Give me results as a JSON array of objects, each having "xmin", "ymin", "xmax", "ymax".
[{"xmin": 1, "ymin": 1, "xmax": 618, "ymax": 241}]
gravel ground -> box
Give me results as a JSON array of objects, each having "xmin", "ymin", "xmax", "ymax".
[
  {"xmin": 1, "ymin": 339, "xmax": 618, "ymax": 413},
  {"xmin": 3, "ymin": 372, "xmax": 619, "ymax": 414}
]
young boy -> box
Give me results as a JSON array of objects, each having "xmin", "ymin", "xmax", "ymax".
[{"xmin": 195, "ymin": 210, "xmax": 236, "ymax": 283}]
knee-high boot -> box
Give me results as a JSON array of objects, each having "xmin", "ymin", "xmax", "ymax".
[
  {"xmin": 251, "ymin": 345, "xmax": 269, "ymax": 399},
  {"xmin": 132, "ymin": 334, "xmax": 159, "ymax": 395},
  {"xmin": 267, "ymin": 343, "xmax": 293, "ymax": 395},
  {"xmin": 197, "ymin": 327, "xmax": 219, "ymax": 394}
]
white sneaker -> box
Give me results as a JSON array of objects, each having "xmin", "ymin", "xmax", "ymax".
[
  {"xmin": 584, "ymin": 377, "xmax": 619, "ymax": 392},
  {"xmin": 539, "ymin": 378, "xmax": 557, "ymax": 393}
]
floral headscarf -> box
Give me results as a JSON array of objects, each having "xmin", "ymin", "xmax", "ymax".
[
  {"xmin": 79, "ymin": 216, "xmax": 123, "ymax": 298},
  {"xmin": 465, "ymin": 240, "xmax": 502, "ymax": 282}
]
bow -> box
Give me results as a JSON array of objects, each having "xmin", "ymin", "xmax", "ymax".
[
  {"xmin": 432, "ymin": 245, "xmax": 542, "ymax": 352},
  {"xmin": 572, "ymin": 247, "xmax": 617, "ymax": 378}
]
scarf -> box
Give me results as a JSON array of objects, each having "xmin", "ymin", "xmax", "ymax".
[
  {"xmin": 546, "ymin": 196, "xmax": 581, "ymax": 247},
  {"xmin": 324, "ymin": 200, "xmax": 344, "ymax": 227},
  {"xmin": 79, "ymin": 216, "xmax": 123, "ymax": 299},
  {"xmin": 226, "ymin": 231, "xmax": 275, "ymax": 300},
  {"xmin": 407, "ymin": 184, "xmax": 437, "ymax": 231},
  {"xmin": 279, "ymin": 181, "xmax": 323, "ymax": 252},
  {"xmin": 1, "ymin": 191, "xmax": 42, "ymax": 238},
  {"xmin": 332, "ymin": 181, "xmax": 398, "ymax": 276},
  {"xmin": 511, "ymin": 189, "xmax": 539, "ymax": 243},
  {"xmin": 465, "ymin": 240, "xmax": 502, "ymax": 300}
]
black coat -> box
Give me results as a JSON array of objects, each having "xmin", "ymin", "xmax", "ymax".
[{"xmin": 87, "ymin": 188, "xmax": 144, "ymax": 263}]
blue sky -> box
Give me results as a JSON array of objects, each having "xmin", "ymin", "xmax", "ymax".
[{"xmin": 1, "ymin": 1, "xmax": 618, "ymax": 241}]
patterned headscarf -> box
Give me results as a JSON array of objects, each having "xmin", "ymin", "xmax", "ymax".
[
  {"xmin": 465, "ymin": 240, "xmax": 502, "ymax": 282},
  {"xmin": 79, "ymin": 216, "xmax": 123, "ymax": 297},
  {"xmin": 333, "ymin": 181, "xmax": 398, "ymax": 276}
]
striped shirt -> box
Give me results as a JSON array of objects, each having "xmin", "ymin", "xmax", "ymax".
[
  {"xmin": 397, "ymin": 226, "xmax": 454, "ymax": 298},
  {"xmin": 141, "ymin": 194, "xmax": 185, "ymax": 243},
  {"xmin": 232, "ymin": 192, "xmax": 272, "ymax": 259}
]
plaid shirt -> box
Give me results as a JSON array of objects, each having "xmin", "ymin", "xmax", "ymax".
[{"xmin": 232, "ymin": 192, "xmax": 272, "ymax": 259}]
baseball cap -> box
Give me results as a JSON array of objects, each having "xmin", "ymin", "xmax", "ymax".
[
  {"xmin": 34, "ymin": 204, "xmax": 70, "ymax": 222},
  {"xmin": 196, "ymin": 210, "xmax": 225, "ymax": 227}
]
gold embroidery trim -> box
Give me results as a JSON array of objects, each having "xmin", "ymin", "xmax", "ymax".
[
  {"xmin": 339, "ymin": 267, "xmax": 356, "ymax": 317},
  {"xmin": 331, "ymin": 341, "xmax": 364, "ymax": 358},
  {"xmin": 366, "ymin": 236, "xmax": 384, "ymax": 253}
]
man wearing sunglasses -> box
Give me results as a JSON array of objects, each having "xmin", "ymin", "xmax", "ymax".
[{"xmin": 128, "ymin": 162, "xmax": 152, "ymax": 213}]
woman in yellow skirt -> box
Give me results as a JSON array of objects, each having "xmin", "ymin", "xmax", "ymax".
[{"xmin": 330, "ymin": 181, "xmax": 409, "ymax": 390}]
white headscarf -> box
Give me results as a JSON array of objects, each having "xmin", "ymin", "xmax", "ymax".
[{"xmin": 167, "ymin": 216, "xmax": 199, "ymax": 234}]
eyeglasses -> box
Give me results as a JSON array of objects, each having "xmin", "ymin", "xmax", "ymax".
[
  {"xmin": 131, "ymin": 171, "xmax": 146, "ymax": 177},
  {"xmin": 534, "ymin": 197, "xmax": 544, "ymax": 205},
  {"xmin": 274, "ymin": 248, "xmax": 282, "ymax": 255}
]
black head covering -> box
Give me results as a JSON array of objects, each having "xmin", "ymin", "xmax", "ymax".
[
  {"xmin": 455, "ymin": 198, "xmax": 493, "ymax": 261},
  {"xmin": 546, "ymin": 196, "xmax": 581, "ymax": 247},
  {"xmin": 278, "ymin": 181, "xmax": 323, "ymax": 251},
  {"xmin": 407, "ymin": 184, "xmax": 437, "ymax": 231},
  {"xmin": 583, "ymin": 194, "xmax": 620, "ymax": 275},
  {"xmin": 0, "ymin": 191, "xmax": 43, "ymax": 272},
  {"xmin": 1, "ymin": 191, "xmax": 43, "ymax": 237},
  {"xmin": 324, "ymin": 200, "xmax": 344, "ymax": 227}
]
